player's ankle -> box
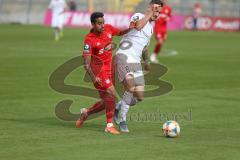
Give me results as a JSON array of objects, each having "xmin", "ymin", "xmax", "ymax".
[{"xmin": 107, "ymin": 123, "xmax": 113, "ymax": 128}]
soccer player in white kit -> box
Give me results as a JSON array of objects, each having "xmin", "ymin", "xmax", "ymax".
[
  {"xmin": 114, "ymin": 0, "xmax": 163, "ymax": 132},
  {"xmin": 48, "ymin": 0, "xmax": 67, "ymax": 41}
]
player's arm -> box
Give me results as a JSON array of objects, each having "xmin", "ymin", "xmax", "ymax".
[
  {"xmin": 117, "ymin": 27, "xmax": 132, "ymax": 36},
  {"xmin": 134, "ymin": 12, "xmax": 152, "ymax": 31},
  {"xmin": 142, "ymin": 46, "xmax": 151, "ymax": 71},
  {"xmin": 108, "ymin": 24, "xmax": 133, "ymax": 36},
  {"xmin": 164, "ymin": 8, "xmax": 172, "ymax": 21},
  {"xmin": 117, "ymin": 23, "xmax": 136, "ymax": 36},
  {"xmin": 82, "ymin": 42, "xmax": 101, "ymax": 85},
  {"xmin": 83, "ymin": 56, "xmax": 95, "ymax": 81},
  {"xmin": 134, "ymin": 4, "xmax": 158, "ymax": 30},
  {"xmin": 83, "ymin": 55, "xmax": 102, "ymax": 85}
]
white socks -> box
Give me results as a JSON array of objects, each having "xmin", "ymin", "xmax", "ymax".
[
  {"xmin": 118, "ymin": 100, "xmax": 130, "ymax": 122},
  {"xmin": 107, "ymin": 123, "xmax": 113, "ymax": 128}
]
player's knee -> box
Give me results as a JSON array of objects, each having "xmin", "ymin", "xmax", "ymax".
[
  {"xmin": 124, "ymin": 83, "xmax": 135, "ymax": 93},
  {"xmin": 135, "ymin": 92, "xmax": 144, "ymax": 102},
  {"xmin": 137, "ymin": 96, "xmax": 144, "ymax": 102},
  {"xmin": 102, "ymin": 94, "xmax": 115, "ymax": 103},
  {"xmin": 127, "ymin": 87, "xmax": 135, "ymax": 93},
  {"xmin": 106, "ymin": 86, "xmax": 117, "ymax": 98}
]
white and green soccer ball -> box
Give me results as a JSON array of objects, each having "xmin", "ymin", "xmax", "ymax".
[{"xmin": 162, "ymin": 120, "xmax": 180, "ymax": 138}]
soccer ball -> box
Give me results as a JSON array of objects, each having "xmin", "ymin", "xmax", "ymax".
[{"xmin": 162, "ymin": 120, "xmax": 180, "ymax": 138}]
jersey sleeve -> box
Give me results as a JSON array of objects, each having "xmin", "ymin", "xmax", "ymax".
[
  {"xmin": 105, "ymin": 24, "xmax": 121, "ymax": 36},
  {"xmin": 82, "ymin": 38, "xmax": 92, "ymax": 57},
  {"xmin": 167, "ymin": 8, "xmax": 172, "ymax": 18},
  {"xmin": 164, "ymin": 7, "xmax": 172, "ymax": 18},
  {"xmin": 130, "ymin": 13, "xmax": 145, "ymax": 23}
]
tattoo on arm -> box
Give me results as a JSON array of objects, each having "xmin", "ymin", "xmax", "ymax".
[{"xmin": 142, "ymin": 46, "xmax": 150, "ymax": 63}]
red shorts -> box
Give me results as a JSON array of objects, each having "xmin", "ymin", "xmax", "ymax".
[
  {"xmin": 93, "ymin": 72, "xmax": 113, "ymax": 91},
  {"xmin": 155, "ymin": 32, "xmax": 167, "ymax": 41}
]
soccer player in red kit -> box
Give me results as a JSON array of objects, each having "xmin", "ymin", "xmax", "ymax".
[
  {"xmin": 150, "ymin": 0, "xmax": 172, "ymax": 63},
  {"xmin": 76, "ymin": 12, "xmax": 132, "ymax": 134}
]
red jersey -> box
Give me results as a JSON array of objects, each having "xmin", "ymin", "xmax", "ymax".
[
  {"xmin": 154, "ymin": 5, "xmax": 172, "ymax": 33},
  {"xmin": 83, "ymin": 24, "xmax": 120, "ymax": 77}
]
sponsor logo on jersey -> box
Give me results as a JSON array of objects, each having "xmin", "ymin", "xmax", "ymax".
[{"xmin": 105, "ymin": 79, "xmax": 110, "ymax": 84}]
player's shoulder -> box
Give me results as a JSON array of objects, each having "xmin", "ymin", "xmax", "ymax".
[
  {"xmin": 161, "ymin": 5, "xmax": 172, "ymax": 14},
  {"xmin": 84, "ymin": 32, "xmax": 95, "ymax": 42},
  {"xmin": 104, "ymin": 24, "xmax": 119, "ymax": 34},
  {"xmin": 104, "ymin": 24, "xmax": 113, "ymax": 28},
  {"xmin": 164, "ymin": 5, "xmax": 172, "ymax": 11},
  {"xmin": 131, "ymin": 13, "xmax": 145, "ymax": 21},
  {"xmin": 104, "ymin": 24, "xmax": 114, "ymax": 30}
]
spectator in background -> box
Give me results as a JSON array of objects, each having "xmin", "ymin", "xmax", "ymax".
[
  {"xmin": 192, "ymin": 3, "xmax": 202, "ymax": 30},
  {"xmin": 68, "ymin": 0, "xmax": 77, "ymax": 11},
  {"xmin": 48, "ymin": 0, "xmax": 67, "ymax": 41}
]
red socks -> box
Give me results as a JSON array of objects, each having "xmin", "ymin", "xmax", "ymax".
[
  {"xmin": 87, "ymin": 101, "xmax": 105, "ymax": 115},
  {"xmin": 103, "ymin": 96, "xmax": 115, "ymax": 123},
  {"xmin": 154, "ymin": 43, "xmax": 162, "ymax": 55},
  {"xmin": 87, "ymin": 92, "xmax": 115, "ymax": 123}
]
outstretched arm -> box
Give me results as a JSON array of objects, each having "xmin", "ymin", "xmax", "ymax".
[{"xmin": 117, "ymin": 22, "xmax": 136, "ymax": 36}]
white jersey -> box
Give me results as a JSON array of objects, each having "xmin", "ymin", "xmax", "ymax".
[
  {"xmin": 49, "ymin": 0, "xmax": 67, "ymax": 15},
  {"xmin": 116, "ymin": 13, "xmax": 154, "ymax": 63}
]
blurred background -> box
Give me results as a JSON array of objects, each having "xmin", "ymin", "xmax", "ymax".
[
  {"xmin": 0, "ymin": 0, "xmax": 239, "ymax": 25},
  {"xmin": 1, "ymin": 1, "xmax": 240, "ymax": 160}
]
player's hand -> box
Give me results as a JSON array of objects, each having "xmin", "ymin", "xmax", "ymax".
[
  {"xmin": 94, "ymin": 77, "xmax": 102, "ymax": 86},
  {"xmin": 150, "ymin": 4, "xmax": 161, "ymax": 12},
  {"xmin": 144, "ymin": 62, "xmax": 151, "ymax": 71}
]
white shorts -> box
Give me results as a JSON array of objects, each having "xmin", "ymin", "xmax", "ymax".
[
  {"xmin": 115, "ymin": 53, "xmax": 145, "ymax": 86},
  {"xmin": 51, "ymin": 13, "xmax": 64, "ymax": 29}
]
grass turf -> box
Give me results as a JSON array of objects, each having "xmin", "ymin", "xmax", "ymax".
[{"xmin": 0, "ymin": 24, "xmax": 240, "ymax": 160}]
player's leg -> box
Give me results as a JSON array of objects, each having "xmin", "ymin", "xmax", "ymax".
[
  {"xmin": 51, "ymin": 13, "xmax": 60, "ymax": 41},
  {"xmin": 116, "ymin": 74, "xmax": 138, "ymax": 132},
  {"xmin": 54, "ymin": 27, "xmax": 61, "ymax": 41},
  {"xmin": 101, "ymin": 86, "xmax": 120, "ymax": 134},
  {"xmin": 58, "ymin": 14, "xmax": 64, "ymax": 38},
  {"xmin": 114, "ymin": 54, "xmax": 138, "ymax": 132},
  {"xmin": 151, "ymin": 33, "xmax": 165, "ymax": 63},
  {"xmin": 76, "ymin": 74, "xmax": 115, "ymax": 129},
  {"xmin": 117, "ymin": 65, "xmax": 145, "ymax": 132},
  {"xmin": 133, "ymin": 69, "xmax": 145, "ymax": 101},
  {"xmin": 76, "ymin": 101, "xmax": 105, "ymax": 128}
]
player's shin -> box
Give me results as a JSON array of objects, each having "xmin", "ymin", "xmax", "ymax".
[
  {"xmin": 87, "ymin": 101, "xmax": 105, "ymax": 115},
  {"xmin": 154, "ymin": 43, "xmax": 162, "ymax": 55},
  {"xmin": 119, "ymin": 91, "xmax": 138, "ymax": 122},
  {"xmin": 103, "ymin": 95, "xmax": 115, "ymax": 124},
  {"xmin": 103, "ymin": 94, "xmax": 120, "ymax": 134}
]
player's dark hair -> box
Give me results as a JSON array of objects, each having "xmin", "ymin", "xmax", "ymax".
[
  {"xmin": 150, "ymin": 0, "xmax": 163, "ymax": 7},
  {"xmin": 90, "ymin": 12, "xmax": 104, "ymax": 24}
]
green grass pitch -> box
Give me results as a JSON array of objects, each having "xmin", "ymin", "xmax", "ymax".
[{"xmin": 0, "ymin": 24, "xmax": 240, "ymax": 160}]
